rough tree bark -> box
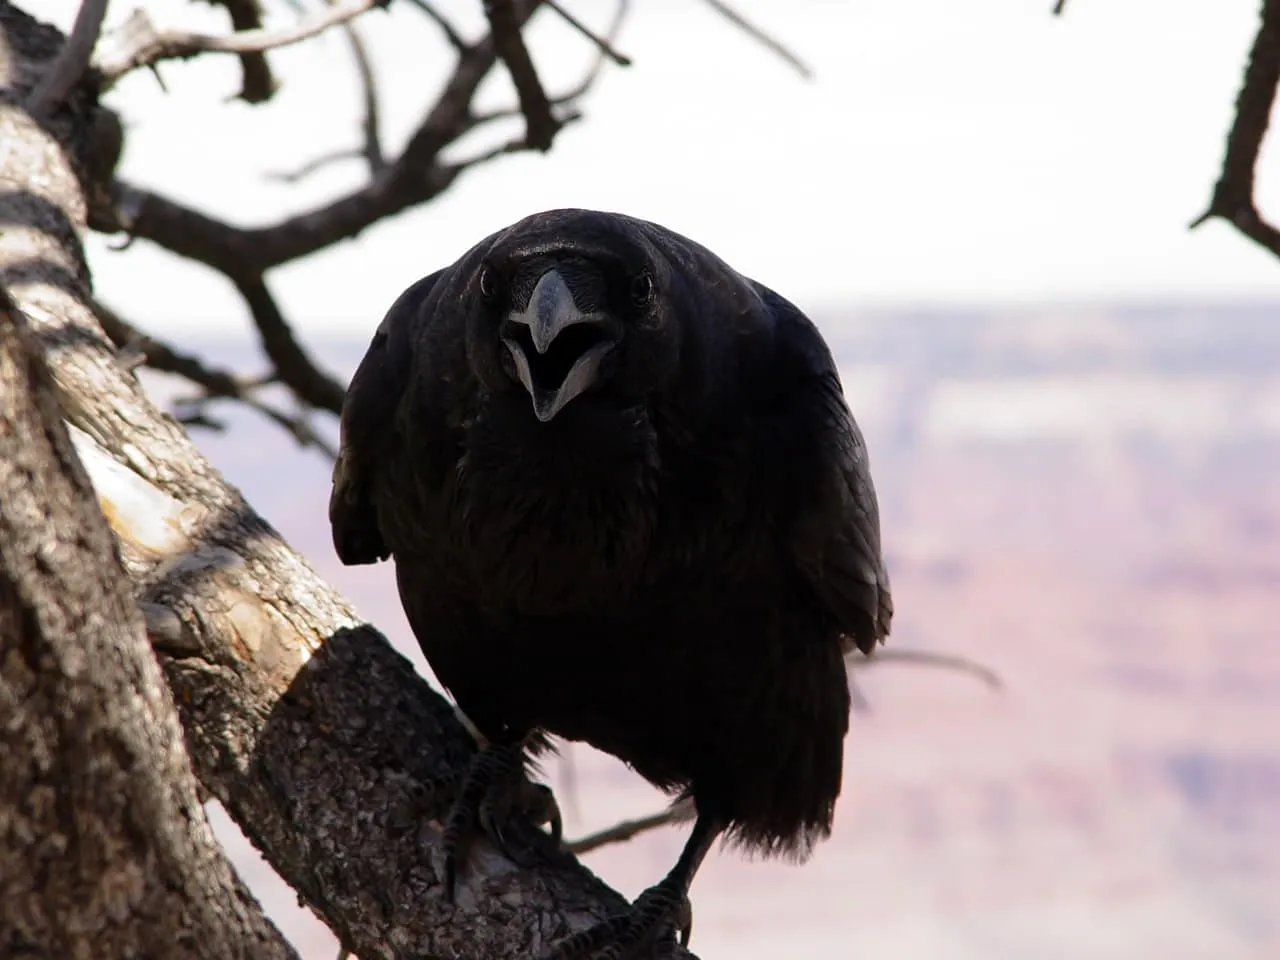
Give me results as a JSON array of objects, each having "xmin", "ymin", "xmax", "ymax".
[
  {"xmin": 1, "ymin": 6, "xmax": 693, "ymax": 959},
  {"xmin": 0, "ymin": 288, "xmax": 299, "ymax": 959}
]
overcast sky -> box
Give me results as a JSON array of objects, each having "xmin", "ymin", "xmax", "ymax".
[{"xmin": 43, "ymin": 0, "xmax": 1280, "ymax": 336}]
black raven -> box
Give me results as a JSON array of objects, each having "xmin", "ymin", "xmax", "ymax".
[{"xmin": 329, "ymin": 208, "xmax": 893, "ymax": 958}]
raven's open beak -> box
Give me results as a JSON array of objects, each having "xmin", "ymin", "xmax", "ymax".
[{"xmin": 501, "ymin": 269, "xmax": 617, "ymax": 422}]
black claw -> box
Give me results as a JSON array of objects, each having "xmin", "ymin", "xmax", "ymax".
[
  {"xmin": 439, "ymin": 740, "xmax": 559, "ymax": 900},
  {"xmin": 540, "ymin": 883, "xmax": 689, "ymax": 960},
  {"xmin": 542, "ymin": 814, "xmax": 720, "ymax": 960}
]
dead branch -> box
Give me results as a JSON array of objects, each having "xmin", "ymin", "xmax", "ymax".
[
  {"xmin": 96, "ymin": 0, "xmax": 384, "ymax": 87},
  {"xmin": 485, "ymin": 0, "xmax": 559, "ymax": 151},
  {"xmin": 231, "ymin": 273, "xmax": 346, "ymax": 415},
  {"xmin": 198, "ymin": 0, "xmax": 275, "ymax": 102},
  {"xmin": 695, "ymin": 0, "xmax": 812, "ymax": 80},
  {"xmin": 266, "ymin": 10, "xmax": 387, "ymax": 184},
  {"xmin": 565, "ymin": 798, "xmax": 696, "ymax": 856},
  {"xmin": 544, "ymin": 0, "xmax": 631, "ymax": 66},
  {"xmin": 469, "ymin": 0, "xmax": 630, "ymax": 130},
  {"xmin": 92, "ymin": 296, "xmax": 336, "ymax": 456},
  {"xmin": 341, "ymin": 17, "xmax": 386, "ymax": 174},
  {"xmin": 857, "ymin": 648, "xmax": 1004, "ymax": 690},
  {"xmin": 403, "ymin": 0, "xmax": 469, "ymax": 52},
  {"xmin": 102, "ymin": 4, "xmax": 537, "ymax": 274},
  {"xmin": 25, "ymin": 0, "xmax": 107, "ymax": 117},
  {"xmin": 1190, "ymin": 0, "xmax": 1280, "ymax": 256}
]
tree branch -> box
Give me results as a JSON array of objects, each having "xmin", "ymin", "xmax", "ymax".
[
  {"xmin": 1, "ymin": 7, "xmax": 694, "ymax": 957},
  {"xmin": 467, "ymin": 0, "xmax": 629, "ymax": 130},
  {"xmin": 198, "ymin": 0, "xmax": 276, "ymax": 102},
  {"xmin": 403, "ymin": 0, "xmax": 469, "ymax": 52},
  {"xmin": 25, "ymin": 0, "xmax": 107, "ymax": 117},
  {"xmin": 102, "ymin": 7, "xmax": 534, "ymax": 273},
  {"xmin": 857, "ymin": 648, "xmax": 1004, "ymax": 690},
  {"xmin": 1190, "ymin": 0, "xmax": 1280, "ymax": 256},
  {"xmin": 231, "ymin": 273, "xmax": 347, "ymax": 415},
  {"xmin": 96, "ymin": 0, "xmax": 384, "ymax": 88},
  {"xmin": 694, "ymin": 0, "xmax": 812, "ymax": 80},
  {"xmin": 485, "ymin": 0, "xmax": 559, "ymax": 151},
  {"xmin": 93, "ymin": 294, "xmax": 338, "ymax": 456},
  {"xmin": 565, "ymin": 799, "xmax": 695, "ymax": 856},
  {"xmin": 543, "ymin": 0, "xmax": 631, "ymax": 67}
]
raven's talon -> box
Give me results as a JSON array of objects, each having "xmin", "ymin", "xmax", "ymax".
[
  {"xmin": 540, "ymin": 884, "xmax": 690, "ymax": 960},
  {"xmin": 436, "ymin": 741, "xmax": 528, "ymax": 901}
]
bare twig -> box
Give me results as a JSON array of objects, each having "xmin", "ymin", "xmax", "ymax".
[
  {"xmin": 341, "ymin": 18, "xmax": 386, "ymax": 174},
  {"xmin": 450, "ymin": 112, "xmax": 585, "ymax": 166},
  {"xmin": 403, "ymin": 0, "xmax": 470, "ymax": 51},
  {"xmin": 26, "ymin": 0, "xmax": 109, "ymax": 118},
  {"xmin": 232, "ymin": 274, "xmax": 347, "ymax": 415},
  {"xmin": 565, "ymin": 797, "xmax": 696, "ymax": 856},
  {"xmin": 856, "ymin": 649, "xmax": 1004, "ymax": 691},
  {"xmin": 267, "ymin": 148, "xmax": 366, "ymax": 184},
  {"xmin": 267, "ymin": 10, "xmax": 386, "ymax": 183},
  {"xmin": 96, "ymin": 0, "xmax": 384, "ymax": 86},
  {"xmin": 1189, "ymin": 0, "xmax": 1280, "ymax": 258},
  {"xmin": 485, "ymin": 0, "xmax": 559, "ymax": 150},
  {"xmin": 91, "ymin": 295, "xmax": 337, "ymax": 456},
  {"xmin": 694, "ymin": 0, "xmax": 812, "ymax": 80},
  {"xmin": 544, "ymin": 0, "xmax": 631, "ymax": 66}
]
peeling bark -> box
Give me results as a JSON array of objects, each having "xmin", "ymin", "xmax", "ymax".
[{"xmin": 0, "ymin": 285, "xmax": 297, "ymax": 958}]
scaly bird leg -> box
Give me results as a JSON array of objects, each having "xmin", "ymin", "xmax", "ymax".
[
  {"xmin": 441, "ymin": 739, "xmax": 560, "ymax": 901},
  {"xmin": 542, "ymin": 813, "xmax": 722, "ymax": 960}
]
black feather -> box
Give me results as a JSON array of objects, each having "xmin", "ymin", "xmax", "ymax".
[{"xmin": 330, "ymin": 208, "xmax": 893, "ymax": 916}]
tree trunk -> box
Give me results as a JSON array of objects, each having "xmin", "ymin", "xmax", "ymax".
[
  {"xmin": 0, "ymin": 5, "xmax": 685, "ymax": 958},
  {"xmin": 0, "ymin": 289, "xmax": 300, "ymax": 957}
]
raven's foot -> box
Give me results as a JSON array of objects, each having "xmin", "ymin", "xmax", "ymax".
[
  {"xmin": 440, "ymin": 741, "xmax": 560, "ymax": 901},
  {"xmin": 541, "ymin": 812, "xmax": 722, "ymax": 959},
  {"xmin": 540, "ymin": 882, "xmax": 693, "ymax": 960}
]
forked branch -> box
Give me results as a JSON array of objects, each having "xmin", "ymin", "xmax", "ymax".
[{"xmin": 1190, "ymin": 0, "xmax": 1280, "ymax": 257}]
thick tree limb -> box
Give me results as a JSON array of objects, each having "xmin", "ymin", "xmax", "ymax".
[
  {"xmin": 1, "ymin": 16, "xmax": 295, "ymax": 951},
  {"xmin": 0, "ymin": 287, "xmax": 298, "ymax": 960},
  {"xmin": 96, "ymin": 0, "xmax": 383, "ymax": 88},
  {"xmin": 1, "ymin": 5, "xmax": 694, "ymax": 957},
  {"xmin": 1190, "ymin": 0, "xmax": 1280, "ymax": 256}
]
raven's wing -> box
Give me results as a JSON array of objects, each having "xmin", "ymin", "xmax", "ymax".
[
  {"xmin": 756, "ymin": 284, "xmax": 893, "ymax": 654},
  {"xmin": 329, "ymin": 271, "xmax": 444, "ymax": 566}
]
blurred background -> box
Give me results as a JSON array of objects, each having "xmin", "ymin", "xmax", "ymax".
[{"xmin": 43, "ymin": 0, "xmax": 1280, "ymax": 957}]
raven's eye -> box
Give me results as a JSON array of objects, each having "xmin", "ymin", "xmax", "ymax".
[
  {"xmin": 630, "ymin": 272, "xmax": 654, "ymax": 306},
  {"xmin": 478, "ymin": 265, "xmax": 497, "ymax": 301}
]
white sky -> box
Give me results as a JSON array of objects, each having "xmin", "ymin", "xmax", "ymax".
[{"xmin": 42, "ymin": 0, "xmax": 1280, "ymax": 336}]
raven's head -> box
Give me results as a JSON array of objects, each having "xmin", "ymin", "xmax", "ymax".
[{"xmin": 466, "ymin": 210, "xmax": 682, "ymax": 423}]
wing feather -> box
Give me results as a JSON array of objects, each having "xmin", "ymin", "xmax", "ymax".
[
  {"xmin": 754, "ymin": 283, "xmax": 893, "ymax": 653},
  {"xmin": 329, "ymin": 271, "xmax": 444, "ymax": 565}
]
